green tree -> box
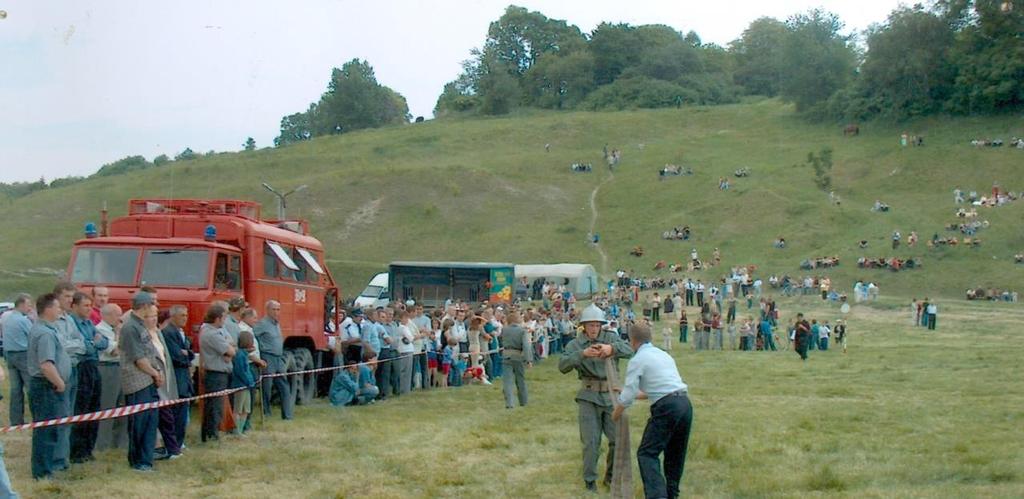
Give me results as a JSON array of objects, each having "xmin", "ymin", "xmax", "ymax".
[
  {"xmin": 243, "ymin": 137, "xmax": 256, "ymax": 151},
  {"xmin": 476, "ymin": 54, "xmax": 521, "ymax": 115},
  {"xmin": 524, "ymin": 50, "xmax": 596, "ymax": 109},
  {"xmin": 95, "ymin": 155, "xmax": 151, "ymax": 176},
  {"xmin": 484, "ymin": 5, "xmax": 586, "ymax": 76},
  {"xmin": 275, "ymin": 104, "xmax": 316, "ymax": 147},
  {"xmin": 858, "ymin": 6, "xmax": 956, "ymax": 118},
  {"xmin": 731, "ymin": 17, "xmax": 788, "ymax": 96},
  {"xmin": 589, "ymin": 23, "xmax": 641, "ymax": 85},
  {"xmin": 945, "ymin": 0, "xmax": 1024, "ymax": 113},
  {"xmin": 274, "ymin": 59, "xmax": 409, "ymax": 146},
  {"xmin": 313, "ymin": 59, "xmax": 410, "ymax": 135},
  {"xmin": 779, "ymin": 9, "xmax": 858, "ymax": 113},
  {"xmin": 175, "ymin": 148, "xmax": 196, "ymax": 161},
  {"xmin": 153, "ymin": 154, "xmax": 170, "ymax": 166}
]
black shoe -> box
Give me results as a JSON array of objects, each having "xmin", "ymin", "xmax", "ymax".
[
  {"xmin": 70, "ymin": 457, "xmax": 88, "ymax": 464},
  {"xmin": 585, "ymin": 481, "xmax": 597, "ymax": 492}
]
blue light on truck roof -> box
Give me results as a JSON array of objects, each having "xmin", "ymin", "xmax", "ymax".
[
  {"xmin": 204, "ymin": 224, "xmax": 217, "ymax": 241},
  {"xmin": 84, "ymin": 222, "xmax": 98, "ymax": 238}
]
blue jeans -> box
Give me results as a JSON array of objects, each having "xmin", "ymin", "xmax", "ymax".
[
  {"xmin": 819, "ymin": 338, "xmax": 829, "ymax": 351},
  {"xmin": 5, "ymin": 351, "xmax": 30, "ymax": 425},
  {"xmin": 125, "ymin": 384, "xmax": 159, "ymax": 468},
  {"xmin": 54, "ymin": 365, "xmax": 77, "ymax": 470},
  {"xmin": 490, "ymin": 352, "xmax": 503, "ymax": 379},
  {"xmin": 0, "ymin": 441, "xmax": 17, "ymax": 497},
  {"xmin": 262, "ymin": 353, "xmax": 294, "ymax": 419},
  {"xmin": 678, "ymin": 325, "xmax": 688, "ymax": 343},
  {"xmin": 29, "ymin": 377, "xmax": 68, "ymax": 479}
]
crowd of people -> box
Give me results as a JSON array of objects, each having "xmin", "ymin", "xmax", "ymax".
[
  {"xmin": 857, "ymin": 256, "xmax": 922, "ymax": 271},
  {"xmin": 800, "ymin": 256, "xmax": 840, "ymax": 270},
  {"xmin": 0, "ymin": 282, "xmax": 307, "ymax": 481},
  {"xmin": 965, "ymin": 288, "xmax": 1019, "ymax": 302}
]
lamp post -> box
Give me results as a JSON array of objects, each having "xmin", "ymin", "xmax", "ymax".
[{"xmin": 262, "ymin": 182, "xmax": 307, "ymax": 220}]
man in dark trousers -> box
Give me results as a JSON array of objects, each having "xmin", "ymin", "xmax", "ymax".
[
  {"xmin": 613, "ymin": 322, "xmax": 692, "ymax": 499},
  {"xmin": 794, "ymin": 313, "xmax": 811, "ymax": 361},
  {"xmin": 255, "ymin": 300, "xmax": 293, "ymax": 420},
  {"xmin": 161, "ymin": 305, "xmax": 194, "ymax": 452}
]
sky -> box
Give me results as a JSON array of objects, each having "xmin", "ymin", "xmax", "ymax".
[{"xmin": 0, "ymin": 0, "xmax": 906, "ymax": 183}]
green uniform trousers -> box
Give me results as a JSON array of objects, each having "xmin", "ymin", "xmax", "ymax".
[
  {"xmin": 502, "ymin": 359, "xmax": 528, "ymax": 408},
  {"xmin": 578, "ymin": 398, "xmax": 616, "ymax": 483}
]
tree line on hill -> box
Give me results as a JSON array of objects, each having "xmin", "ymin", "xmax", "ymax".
[
  {"xmin": 435, "ymin": 2, "xmax": 1022, "ymax": 121},
  {"xmin": 0, "ymin": 142, "xmax": 259, "ymax": 201}
]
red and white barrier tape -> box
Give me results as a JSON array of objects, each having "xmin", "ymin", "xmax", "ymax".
[{"xmin": 0, "ymin": 346, "xmax": 507, "ymax": 433}]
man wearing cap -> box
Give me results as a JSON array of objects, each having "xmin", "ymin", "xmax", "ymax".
[
  {"xmin": 612, "ymin": 323, "xmax": 693, "ymax": 499},
  {"xmin": 559, "ymin": 304, "xmax": 633, "ymax": 492}
]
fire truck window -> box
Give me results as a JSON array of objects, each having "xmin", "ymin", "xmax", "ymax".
[
  {"xmin": 214, "ymin": 254, "xmax": 241, "ymax": 291},
  {"xmin": 263, "ymin": 243, "xmax": 277, "ymax": 278},
  {"xmin": 141, "ymin": 250, "xmax": 209, "ymax": 287},
  {"xmin": 291, "ymin": 248, "xmax": 307, "ymax": 282},
  {"xmin": 265, "ymin": 241, "xmax": 300, "ymax": 281},
  {"xmin": 71, "ymin": 248, "xmax": 139, "ymax": 285}
]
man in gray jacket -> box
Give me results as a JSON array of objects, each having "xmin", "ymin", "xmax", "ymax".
[{"xmin": 501, "ymin": 311, "xmax": 532, "ymax": 409}]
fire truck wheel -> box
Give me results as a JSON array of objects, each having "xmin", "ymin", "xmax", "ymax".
[{"xmin": 292, "ymin": 348, "xmax": 316, "ymax": 405}]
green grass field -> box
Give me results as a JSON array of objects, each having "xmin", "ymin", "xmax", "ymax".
[
  {"xmin": 2, "ymin": 296, "xmax": 1022, "ymax": 498},
  {"xmin": 1, "ymin": 99, "xmax": 1022, "ymax": 300}
]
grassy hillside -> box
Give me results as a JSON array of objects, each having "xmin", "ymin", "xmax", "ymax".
[{"xmin": 1, "ymin": 99, "xmax": 1022, "ymax": 300}]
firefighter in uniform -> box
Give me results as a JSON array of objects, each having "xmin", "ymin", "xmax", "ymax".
[{"xmin": 559, "ymin": 304, "xmax": 633, "ymax": 492}]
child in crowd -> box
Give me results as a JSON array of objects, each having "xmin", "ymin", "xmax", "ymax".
[
  {"xmin": 230, "ymin": 330, "xmax": 258, "ymax": 435},
  {"xmin": 440, "ymin": 337, "xmax": 454, "ymax": 388},
  {"xmin": 426, "ymin": 318, "xmax": 439, "ymax": 388}
]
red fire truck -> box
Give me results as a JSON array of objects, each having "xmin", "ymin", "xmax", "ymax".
[{"xmin": 67, "ymin": 199, "xmax": 339, "ymax": 403}]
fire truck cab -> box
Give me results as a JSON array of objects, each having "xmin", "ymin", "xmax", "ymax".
[{"xmin": 67, "ymin": 199, "xmax": 339, "ymax": 403}]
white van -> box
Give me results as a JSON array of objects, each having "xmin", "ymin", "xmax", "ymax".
[{"xmin": 353, "ymin": 272, "xmax": 390, "ymax": 309}]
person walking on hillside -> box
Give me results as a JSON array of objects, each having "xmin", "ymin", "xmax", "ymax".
[
  {"xmin": 926, "ymin": 301, "xmax": 937, "ymax": 330},
  {"xmin": 255, "ymin": 301, "xmax": 293, "ymax": 420},
  {"xmin": 613, "ymin": 323, "xmax": 693, "ymax": 499},
  {"xmin": 650, "ymin": 293, "xmax": 661, "ymax": 323},
  {"xmin": 834, "ymin": 320, "xmax": 848, "ymax": 354},
  {"xmin": 501, "ymin": 311, "xmax": 532, "ymax": 409},
  {"xmin": 794, "ymin": 314, "xmax": 811, "ymax": 361},
  {"xmin": 559, "ymin": 305, "xmax": 633, "ymax": 492}
]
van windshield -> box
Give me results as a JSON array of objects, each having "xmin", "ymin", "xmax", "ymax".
[
  {"xmin": 71, "ymin": 248, "xmax": 139, "ymax": 285},
  {"xmin": 360, "ymin": 285, "xmax": 385, "ymax": 298},
  {"xmin": 140, "ymin": 249, "xmax": 210, "ymax": 287}
]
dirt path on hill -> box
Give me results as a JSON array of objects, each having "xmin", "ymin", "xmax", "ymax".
[{"xmin": 589, "ymin": 172, "xmax": 614, "ymax": 279}]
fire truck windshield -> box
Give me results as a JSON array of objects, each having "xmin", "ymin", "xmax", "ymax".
[
  {"xmin": 71, "ymin": 248, "xmax": 139, "ymax": 285},
  {"xmin": 140, "ymin": 249, "xmax": 210, "ymax": 287}
]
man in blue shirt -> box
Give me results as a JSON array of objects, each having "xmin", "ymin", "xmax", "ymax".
[
  {"xmin": 69, "ymin": 292, "xmax": 109, "ymax": 463},
  {"xmin": 254, "ymin": 300, "xmax": 293, "ymax": 420},
  {"xmin": 2, "ymin": 293, "xmax": 34, "ymax": 425},
  {"xmin": 613, "ymin": 323, "xmax": 693, "ymax": 499}
]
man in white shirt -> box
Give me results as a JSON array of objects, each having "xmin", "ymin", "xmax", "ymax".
[
  {"xmin": 94, "ymin": 303, "xmax": 128, "ymax": 451},
  {"xmin": 613, "ymin": 323, "xmax": 692, "ymax": 499}
]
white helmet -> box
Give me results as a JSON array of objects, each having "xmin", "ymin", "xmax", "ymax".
[{"xmin": 579, "ymin": 304, "xmax": 607, "ymax": 324}]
